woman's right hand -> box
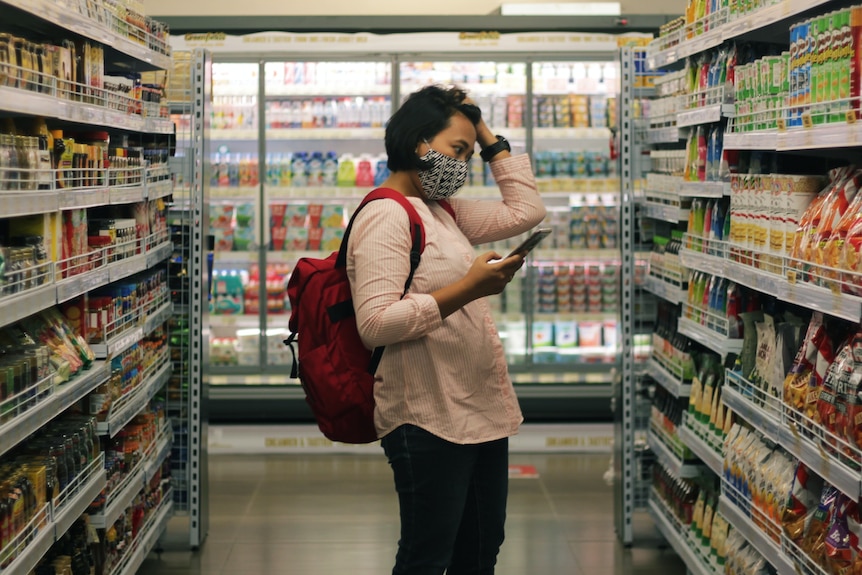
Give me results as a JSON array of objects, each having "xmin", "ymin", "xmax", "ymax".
[
  {"xmin": 431, "ymin": 251, "xmax": 523, "ymax": 319},
  {"xmin": 463, "ymin": 251, "xmax": 524, "ymax": 298}
]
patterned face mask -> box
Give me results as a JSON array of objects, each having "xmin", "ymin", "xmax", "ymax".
[{"xmin": 417, "ymin": 146, "xmax": 469, "ymax": 200}]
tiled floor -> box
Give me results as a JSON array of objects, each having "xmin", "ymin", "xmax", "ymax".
[{"xmin": 139, "ymin": 452, "xmax": 685, "ymax": 575}]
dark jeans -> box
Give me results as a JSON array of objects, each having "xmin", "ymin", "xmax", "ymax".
[{"xmin": 381, "ymin": 424, "xmax": 509, "ymax": 575}]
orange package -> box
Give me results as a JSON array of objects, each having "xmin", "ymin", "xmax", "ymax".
[
  {"xmin": 790, "ymin": 168, "xmax": 850, "ymax": 273},
  {"xmin": 812, "ymin": 170, "xmax": 862, "ymax": 285}
]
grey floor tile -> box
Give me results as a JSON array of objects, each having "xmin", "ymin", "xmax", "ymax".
[{"xmin": 136, "ymin": 451, "xmax": 688, "ymax": 575}]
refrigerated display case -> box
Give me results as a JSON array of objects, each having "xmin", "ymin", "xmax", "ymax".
[{"xmin": 170, "ymin": 30, "xmax": 652, "ymax": 423}]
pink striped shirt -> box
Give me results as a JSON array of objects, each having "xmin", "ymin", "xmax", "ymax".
[{"xmin": 346, "ymin": 154, "xmax": 546, "ymax": 444}]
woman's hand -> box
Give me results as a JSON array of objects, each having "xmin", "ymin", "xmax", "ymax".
[
  {"xmin": 464, "ymin": 252, "xmax": 524, "ymax": 298},
  {"xmin": 462, "ymin": 96, "xmax": 498, "ymax": 149},
  {"xmin": 431, "ymin": 251, "xmax": 524, "ymax": 319}
]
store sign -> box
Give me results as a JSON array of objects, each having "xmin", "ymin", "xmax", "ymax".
[{"xmin": 172, "ymin": 30, "xmax": 650, "ymax": 54}]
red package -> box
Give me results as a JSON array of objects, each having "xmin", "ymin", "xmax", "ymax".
[{"xmin": 844, "ymin": 335, "xmax": 862, "ymax": 450}]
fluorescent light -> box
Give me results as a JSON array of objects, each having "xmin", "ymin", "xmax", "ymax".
[{"xmin": 500, "ymin": 2, "xmax": 621, "ymax": 16}]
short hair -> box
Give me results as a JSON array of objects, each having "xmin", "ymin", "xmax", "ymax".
[{"xmin": 385, "ymin": 85, "xmax": 482, "ymax": 172}]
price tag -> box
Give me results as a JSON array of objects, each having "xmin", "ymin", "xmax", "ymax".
[
  {"xmin": 776, "ymin": 118, "xmax": 787, "ymax": 132},
  {"xmin": 847, "ymin": 110, "xmax": 857, "ymax": 125},
  {"xmin": 787, "ymin": 270, "xmax": 798, "ymax": 284},
  {"xmin": 802, "ymin": 113, "xmax": 814, "ymax": 129}
]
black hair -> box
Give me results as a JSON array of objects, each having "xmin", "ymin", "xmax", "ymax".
[{"xmin": 384, "ymin": 85, "xmax": 482, "ymax": 172}]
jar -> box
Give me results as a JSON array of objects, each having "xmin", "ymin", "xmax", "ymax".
[{"xmin": 0, "ymin": 34, "xmax": 12, "ymax": 87}]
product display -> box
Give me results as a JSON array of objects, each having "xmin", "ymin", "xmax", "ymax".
[
  {"xmin": 0, "ymin": 1, "xmax": 178, "ymax": 572},
  {"xmin": 642, "ymin": 0, "xmax": 862, "ymax": 570}
]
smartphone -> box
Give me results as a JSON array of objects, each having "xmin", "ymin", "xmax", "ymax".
[{"xmin": 506, "ymin": 228, "xmax": 552, "ymax": 258}]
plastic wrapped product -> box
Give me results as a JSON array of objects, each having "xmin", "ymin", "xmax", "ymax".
[
  {"xmin": 784, "ymin": 312, "xmax": 827, "ymax": 412},
  {"xmin": 782, "ymin": 462, "xmax": 825, "ymax": 544}
]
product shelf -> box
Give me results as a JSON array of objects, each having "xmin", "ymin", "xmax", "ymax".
[
  {"xmin": 60, "ymin": 188, "xmax": 112, "ymax": 210},
  {"xmin": 0, "ymin": 281, "xmax": 57, "ymax": 327},
  {"xmin": 678, "ymin": 418, "xmax": 723, "ymax": 476},
  {"xmin": 109, "ymin": 185, "xmax": 147, "ymax": 205},
  {"xmin": 644, "ymin": 275, "xmax": 687, "ymax": 305},
  {"xmin": 648, "ymin": 426, "xmax": 702, "ymax": 479},
  {"xmin": 91, "ymin": 423, "xmax": 172, "ymax": 530},
  {"xmin": 96, "ymin": 357, "xmax": 172, "ymax": 437},
  {"xmin": 0, "ymin": 85, "xmax": 172, "ymax": 134},
  {"xmin": 686, "ymin": 244, "xmax": 862, "ymax": 323},
  {"xmin": 647, "ymin": 0, "xmax": 832, "ymax": 70},
  {"xmin": 647, "ymin": 126, "xmax": 683, "ymax": 144},
  {"xmin": 0, "ymin": 191, "xmax": 61, "ymax": 218},
  {"xmin": 721, "ymin": 371, "xmax": 781, "ymax": 443},
  {"xmin": 0, "ymin": 361, "xmax": 109, "ymax": 458},
  {"xmin": 646, "ymin": 357, "xmax": 692, "ymax": 398},
  {"xmin": 642, "ymin": 200, "xmax": 690, "ymax": 223},
  {"xmin": 0, "ymin": 504, "xmax": 52, "ymax": 575},
  {"xmin": 679, "ymin": 181, "xmax": 731, "ymax": 198},
  {"xmin": 717, "ymin": 494, "xmax": 794, "ymax": 575},
  {"xmin": 677, "ymin": 316, "xmax": 743, "ymax": 358},
  {"xmin": 52, "ymin": 454, "xmax": 107, "ymax": 540},
  {"xmin": 107, "ymin": 492, "xmax": 173, "ymax": 575},
  {"xmin": 648, "ymin": 492, "xmax": 716, "ymax": 575},
  {"xmin": 779, "ymin": 415, "xmax": 862, "ymax": 501},
  {"xmin": 676, "ymin": 103, "xmax": 734, "ymax": 128},
  {"xmin": 722, "ymin": 130, "xmax": 778, "ymax": 151}
]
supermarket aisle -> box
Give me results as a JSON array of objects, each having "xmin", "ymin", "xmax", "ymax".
[{"xmin": 139, "ymin": 452, "xmax": 684, "ymax": 575}]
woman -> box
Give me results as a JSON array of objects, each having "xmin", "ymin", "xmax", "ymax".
[{"xmin": 346, "ymin": 85, "xmax": 546, "ymax": 575}]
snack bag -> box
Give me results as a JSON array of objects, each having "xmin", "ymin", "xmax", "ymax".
[
  {"xmin": 790, "ymin": 168, "xmax": 851, "ymax": 274},
  {"xmin": 841, "ymin": 202, "xmax": 862, "ymax": 295},
  {"xmin": 784, "ymin": 313, "xmax": 826, "ymax": 411},
  {"xmin": 843, "ymin": 333, "xmax": 862, "ymax": 451},
  {"xmin": 826, "ymin": 496, "xmax": 860, "ymax": 575},
  {"xmin": 803, "ymin": 485, "xmax": 840, "ymax": 562},
  {"xmin": 822, "ymin": 186, "xmax": 862, "ymax": 293},
  {"xmin": 817, "ymin": 336, "xmax": 855, "ymax": 451},
  {"xmin": 814, "ymin": 169, "xmax": 862, "ymax": 286}
]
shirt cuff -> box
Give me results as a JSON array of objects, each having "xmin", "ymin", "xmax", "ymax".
[{"xmin": 403, "ymin": 293, "xmax": 443, "ymax": 332}]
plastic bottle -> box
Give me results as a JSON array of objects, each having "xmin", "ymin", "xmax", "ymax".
[
  {"xmin": 279, "ymin": 153, "xmax": 292, "ymax": 187},
  {"xmin": 307, "ymin": 151, "xmax": 323, "ymax": 186},
  {"xmin": 355, "ymin": 156, "xmax": 374, "ymax": 187},
  {"xmin": 321, "ymin": 152, "xmax": 338, "ymax": 186},
  {"xmin": 337, "ymin": 154, "xmax": 356, "ymax": 187},
  {"xmin": 291, "ymin": 152, "xmax": 308, "ymax": 187},
  {"xmin": 374, "ymin": 156, "xmax": 389, "ymax": 187}
]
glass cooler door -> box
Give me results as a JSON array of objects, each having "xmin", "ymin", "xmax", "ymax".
[
  {"xmin": 263, "ymin": 59, "xmax": 393, "ymax": 370},
  {"xmin": 208, "ymin": 62, "xmax": 264, "ymax": 373}
]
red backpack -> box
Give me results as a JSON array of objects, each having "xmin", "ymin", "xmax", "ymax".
[{"xmin": 285, "ymin": 189, "xmax": 454, "ymax": 444}]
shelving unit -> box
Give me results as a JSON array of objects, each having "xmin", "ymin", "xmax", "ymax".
[
  {"xmin": 0, "ymin": 1, "xmax": 197, "ymax": 570},
  {"xmin": 643, "ymin": 1, "xmax": 862, "ymax": 571}
]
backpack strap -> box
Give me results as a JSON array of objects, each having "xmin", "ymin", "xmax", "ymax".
[{"xmin": 336, "ymin": 189, "xmax": 427, "ymax": 375}]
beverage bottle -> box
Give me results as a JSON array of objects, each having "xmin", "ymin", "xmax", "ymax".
[
  {"xmin": 355, "ymin": 156, "xmax": 374, "ymax": 187},
  {"xmin": 307, "ymin": 151, "xmax": 323, "ymax": 186},
  {"xmin": 291, "ymin": 152, "xmax": 308, "ymax": 187},
  {"xmin": 322, "ymin": 152, "xmax": 338, "ymax": 186},
  {"xmin": 337, "ymin": 154, "xmax": 356, "ymax": 187},
  {"xmin": 374, "ymin": 156, "xmax": 389, "ymax": 187}
]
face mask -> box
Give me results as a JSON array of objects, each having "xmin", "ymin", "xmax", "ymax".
[{"xmin": 417, "ymin": 146, "xmax": 469, "ymax": 200}]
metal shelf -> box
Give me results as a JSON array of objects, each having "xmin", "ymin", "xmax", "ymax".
[
  {"xmin": 642, "ymin": 200, "xmax": 690, "ymax": 223},
  {"xmin": 647, "ymin": 0, "xmax": 832, "ymax": 69},
  {"xmin": 108, "ymin": 495, "xmax": 173, "ymax": 575},
  {"xmin": 676, "ymin": 104, "xmax": 732, "ymax": 128},
  {"xmin": 1, "ymin": 0, "xmax": 169, "ymax": 68},
  {"xmin": 96, "ymin": 360, "xmax": 172, "ymax": 437},
  {"xmin": 648, "ymin": 495, "xmax": 717, "ymax": 575},
  {"xmin": 0, "ymin": 362, "xmax": 108, "ymax": 458},
  {"xmin": 677, "ymin": 317, "xmax": 743, "ymax": 358},
  {"xmin": 644, "ymin": 276, "xmax": 687, "ymax": 305},
  {"xmin": 0, "ymin": 85, "xmax": 172, "ymax": 133},
  {"xmin": 778, "ymin": 424, "xmax": 861, "ymax": 500},
  {"xmin": 723, "ymin": 131, "xmax": 778, "ymax": 151},
  {"xmin": 717, "ymin": 495, "xmax": 795, "ymax": 575},
  {"xmin": 0, "ymin": 191, "xmax": 60, "ymax": 218},
  {"xmin": 646, "ymin": 358, "xmax": 691, "ymax": 398},
  {"xmin": 0, "ymin": 504, "xmax": 53, "ymax": 575},
  {"xmin": 647, "ymin": 429, "xmax": 703, "ymax": 479},
  {"xmin": 52, "ymin": 455, "xmax": 107, "ymax": 539},
  {"xmin": 0, "ymin": 283, "xmax": 57, "ymax": 326},
  {"xmin": 679, "ymin": 181, "xmax": 731, "ymax": 198},
  {"xmin": 721, "ymin": 384, "xmax": 781, "ymax": 443},
  {"xmin": 678, "ymin": 422, "xmax": 723, "ymax": 477}
]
